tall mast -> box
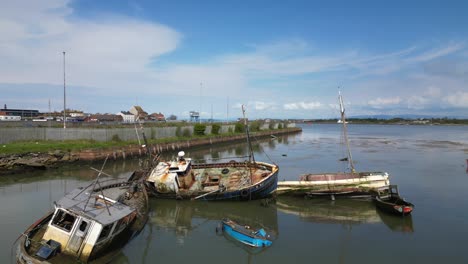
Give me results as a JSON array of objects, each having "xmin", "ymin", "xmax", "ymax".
[
  {"xmin": 339, "ymin": 91, "xmax": 355, "ymax": 173},
  {"xmin": 242, "ymin": 105, "xmax": 255, "ymax": 164},
  {"xmin": 63, "ymin": 51, "xmax": 66, "ymax": 129}
]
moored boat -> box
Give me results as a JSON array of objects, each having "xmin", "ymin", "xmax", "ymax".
[
  {"xmin": 373, "ymin": 185, "xmax": 414, "ymax": 216},
  {"xmin": 277, "ymin": 92, "xmax": 390, "ymax": 198},
  {"xmin": 16, "ymin": 177, "xmax": 148, "ymax": 263},
  {"xmin": 218, "ymin": 218, "xmax": 273, "ymax": 248},
  {"xmin": 144, "ymin": 105, "xmax": 279, "ymax": 201},
  {"xmin": 145, "ymin": 151, "xmax": 278, "ymax": 201}
]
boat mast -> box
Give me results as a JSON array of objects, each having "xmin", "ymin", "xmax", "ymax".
[
  {"xmin": 339, "ymin": 91, "xmax": 355, "ymax": 173},
  {"xmin": 242, "ymin": 105, "xmax": 255, "ymax": 164}
]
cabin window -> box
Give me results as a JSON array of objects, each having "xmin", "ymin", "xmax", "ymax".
[
  {"xmin": 51, "ymin": 209, "xmax": 76, "ymax": 232},
  {"xmin": 112, "ymin": 218, "xmax": 126, "ymax": 235},
  {"xmin": 79, "ymin": 221, "xmax": 88, "ymax": 232},
  {"xmin": 97, "ymin": 224, "xmax": 113, "ymax": 242}
]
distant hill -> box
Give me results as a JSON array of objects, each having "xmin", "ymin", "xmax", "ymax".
[{"xmin": 349, "ymin": 114, "xmax": 466, "ymax": 119}]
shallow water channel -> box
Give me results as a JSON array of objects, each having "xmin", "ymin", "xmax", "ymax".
[{"xmin": 1, "ymin": 124, "xmax": 468, "ymax": 263}]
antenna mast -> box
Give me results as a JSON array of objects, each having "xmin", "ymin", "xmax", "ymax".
[
  {"xmin": 339, "ymin": 91, "xmax": 355, "ymax": 173},
  {"xmin": 242, "ymin": 105, "xmax": 255, "ymax": 164}
]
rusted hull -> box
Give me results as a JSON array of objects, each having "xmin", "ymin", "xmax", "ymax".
[{"xmin": 148, "ymin": 167, "xmax": 278, "ymax": 201}]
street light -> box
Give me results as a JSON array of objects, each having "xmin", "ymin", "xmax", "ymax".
[{"xmin": 63, "ymin": 51, "xmax": 66, "ymax": 129}]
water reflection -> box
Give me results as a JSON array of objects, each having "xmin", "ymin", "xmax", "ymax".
[
  {"xmin": 275, "ymin": 196, "xmax": 414, "ymax": 233},
  {"xmin": 148, "ymin": 199, "xmax": 279, "ymax": 243},
  {"xmin": 146, "ymin": 197, "xmax": 414, "ymax": 252},
  {"xmin": 377, "ymin": 210, "xmax": 414, "ymax": 233}
]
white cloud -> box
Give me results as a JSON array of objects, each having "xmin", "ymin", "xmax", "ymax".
[
  {"xmin": 407, "ymin": 42, "xmax": 465, "ymax": 63},
  {"xmin": 251, "ymin": 101, "xmax": 276, "ymax": 111},
  {"xmin": 367, "ymin": 97, "xmax": 402, "ymax": 108},
  {"xmin": 284, "ymin": 101, "xmax": 322, "ymax": 110},
  {"xmin": 444, "ymin": 92, "xmax": 468, "ymax": 108},
  {"xmin": 0, "ymin": 0, "xmax": 181, "ymax": 89},
  {"xmin": 1, "ymin": 2, "xmax": 467, "ymax": 118}
]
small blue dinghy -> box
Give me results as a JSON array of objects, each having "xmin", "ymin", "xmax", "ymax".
[{"xmin": 218, "ymin": 218, "xmax": 273, "ymax": 247}]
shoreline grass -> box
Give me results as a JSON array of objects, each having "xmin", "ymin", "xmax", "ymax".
[{"xmin": 0, "ymin": 128, "xmax": 300, "ymax": 155}]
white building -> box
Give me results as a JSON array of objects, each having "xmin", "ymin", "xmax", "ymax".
[
  {"xmin": 0, "ymin": 115, "xmax": 21, "ymax": 121},
  {"xmin": 117, "ymin": 111, "xmax": 135, "ymax": 123}
]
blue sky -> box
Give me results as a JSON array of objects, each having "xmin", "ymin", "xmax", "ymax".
[{"xmin": 1, "ymin": 0, "xmax": 467, "ymax": 119}]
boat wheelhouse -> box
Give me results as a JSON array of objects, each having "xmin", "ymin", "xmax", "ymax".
[{"xmin": 16, "ymin": 179, "xmax": 148, "ymax": 263}]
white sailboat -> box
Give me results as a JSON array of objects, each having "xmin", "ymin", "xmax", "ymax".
[{"xmin": 277, "ymin": 92, "xmax": 390, "ymax": 198}]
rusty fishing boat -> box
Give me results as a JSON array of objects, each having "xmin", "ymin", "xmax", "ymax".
[
  {"xmin": 16, "ymin": 165, "xmax": 149, "ymax": 263},
  {"xmin": 144, "ymin": 106, "xmax": 279, "ymax": 201}
]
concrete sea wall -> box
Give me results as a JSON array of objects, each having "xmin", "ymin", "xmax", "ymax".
[{"xmin": 0, "ymin": 123, "xmax": 296, "ymax": 144}]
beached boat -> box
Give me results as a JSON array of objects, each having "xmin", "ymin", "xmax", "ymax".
[
  {"xmin": 145, "ymin": 151, "xmax": 278, "ymax": 201},
  {"xmin": 16, "ymin": 175, "xmax": 148, "ymax": 263},
  {"xmin": 144, "ymin": 106, "xmax": 279, "ymax": 201},
  {"xmin": 277, "ymin": 92, "xmax": 389, "ymax": 198},
  {"xmin": 373, "ymin": 185, "xmax": 414, "ymax": 216},
  {"xmin": 218, "ymin": 218, "xmax": 273, "ymax": 248}
]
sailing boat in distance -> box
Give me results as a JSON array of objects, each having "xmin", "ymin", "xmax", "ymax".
[{"xmin": 276, "ymin": 92, "xmax": 390, "ymax": 198}]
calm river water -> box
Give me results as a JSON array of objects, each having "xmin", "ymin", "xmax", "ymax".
[{"xmin": 1, "ymin": 124, "xmax": 468, "ymax": 263}]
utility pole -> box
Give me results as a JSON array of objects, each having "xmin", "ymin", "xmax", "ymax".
[
  {"xmin": 199, "ymin": 82, "xmax": 202, "ymax": 124},
  {"xmin": 63, "ymin": 51, "xmax": 66, "ymax": 129}
]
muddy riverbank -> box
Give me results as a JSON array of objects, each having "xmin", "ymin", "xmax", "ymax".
[{"xmin": 0, "ymin": 128, "xmax": 301, "ymax": 175}]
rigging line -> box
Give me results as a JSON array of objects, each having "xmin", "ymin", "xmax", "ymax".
[
  {"xmin": 192, "ymin": 155, "xmax": 250, "ymax": 162},
  {"xmin": 251, "ymin": 134, "xmax": 276, "ymax": 164}
]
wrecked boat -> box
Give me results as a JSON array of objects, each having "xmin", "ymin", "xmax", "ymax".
[
  {"xmin": 16, "ymin": 176, "xmax": 148, "ymax": 263},
  {"xmin": 217, "ymin": 218, "xmax": 273, "ymax": 248},
  {"xmin": 373, "ymin": 185, "xmax": 414, "ymax": 216},
  {"xmin": 277, "ymin": 92, "xmax": 389, "ymax": 198},
  {"xmin": 145, "ymin": 106, "xmax": 278, "ymax": 201},
  {"xmin": 145, "ymin": 151, "xmax": 278, "ymax": 201}
]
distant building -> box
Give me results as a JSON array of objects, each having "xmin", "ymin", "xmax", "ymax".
[
  {"xmin": 85, "ymin": 114, "xmax": 122, "ymax": 123},
  {"xmin": 189, "ymin": 111, "xmax": 199, "ymax": 122},
  {"xmin": 129, "ymin": 106, "xmax": 148, "ymax": 120},
  {"xmin": 117, "ymin": 111, "xmax": 135, "ymax": 123},
  {"xmin": 0, "ymin": 104, "xmax": 39, "ymax": 119},
  {"xmin": 0, "ymin": 111, "xmax": 21, "ymax": 121},
  {"xmin": 150, "ymin": 112, "xmax": 165, "ymax": 121},
  {"xmin": 69, "ymin": 111, "xmax": 84, "ymax": 118}
]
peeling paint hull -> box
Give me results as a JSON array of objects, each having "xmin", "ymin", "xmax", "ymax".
[
  {"xmin": 16, "ymin": 180, "xmax": 149, "ymax": 263},
  {"xmin": 276, "ymin": 172, "xmax": 390, "ymax": 198},
  {"xmin": 146, "ymin": 160, "xmax": 279, "ymax": 201}
]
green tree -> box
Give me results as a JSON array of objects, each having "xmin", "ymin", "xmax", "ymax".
[
  {"xmin": 182, "ymin": 128, "xmax": 191, "ymax": 137},
  {"xmin": 211, "ymin": 123, "xmax": 221, "ymax": 135},
  {"xmin": 250, "ymin": 121, "xmax": 260, "ymax": 132},
  {"xmin": 234, "ymin": 123, "xmax": 245, "ymax": 133},
  {"xmin": 194, "ymin": 124, "xmax": 206, "ymax": 136}
]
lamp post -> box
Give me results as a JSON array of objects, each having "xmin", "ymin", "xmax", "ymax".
[{"xmin": 63, "ymin": 51, "xmax": 66, "ymax": 129}]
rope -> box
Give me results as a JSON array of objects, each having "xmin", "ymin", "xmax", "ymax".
[
  {"xmin": 251, "ymin": 134, "xmax": 276, "ymax": 165},
  {"xmin": 192, "ymin": 155, "xmax": 250, "ymax": 163}
]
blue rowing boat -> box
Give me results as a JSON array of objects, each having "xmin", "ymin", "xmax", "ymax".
[{"xmin": 219, "ymin": 218, "xmax": 273, "ymax": 247}]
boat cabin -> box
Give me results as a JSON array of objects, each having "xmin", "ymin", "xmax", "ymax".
[
  {"xmin": 147, "ymin": 151, "xmax": 195, "ymax": 193},
  {"xmin": 39, "ymin": 186, "xmax": 136, "ymax": 261}
]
